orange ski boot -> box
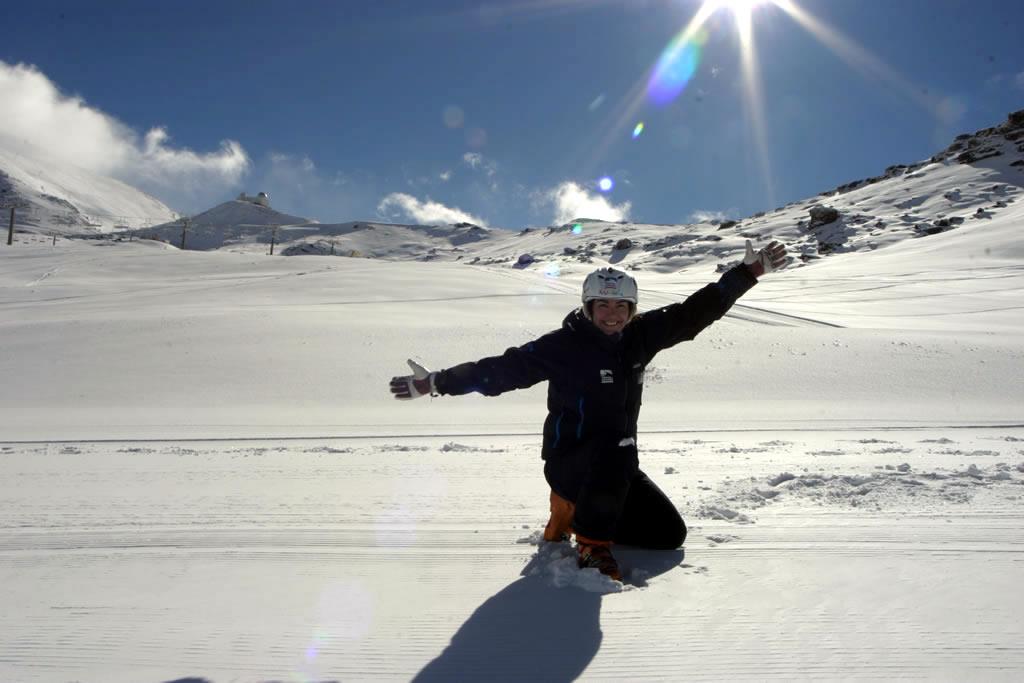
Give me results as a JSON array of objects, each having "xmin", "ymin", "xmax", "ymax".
[
  {"xmin": 576, "ymin": 535, "xmax": 622, "ymax": 581},
  {"xmin": 543, "ymin": 490, "xmax": 575, "ymax": 542}
]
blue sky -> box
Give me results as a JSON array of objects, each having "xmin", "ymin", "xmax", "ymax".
[{"xmin": 2, "ymin": 0, "xmax": 1022, "ymax": 228}]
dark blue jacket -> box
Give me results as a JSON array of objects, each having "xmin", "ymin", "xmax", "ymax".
[{"xmin": 434, "ymin": 265, "xmax": 758, "ymax": 458}]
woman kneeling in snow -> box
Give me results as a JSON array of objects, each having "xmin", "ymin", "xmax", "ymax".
[{"xmin": 390, "ymin": 240, "xmax": 788, "ymax": 581}]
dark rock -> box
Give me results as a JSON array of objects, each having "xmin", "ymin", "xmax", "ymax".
[
  {"xmin": 718, "ymin": 220, "xmax": 738, "ymax": 230},
  {"xmin": 808, "ymin": 205, "xmax": 840, "ymax": 227},
  {"xmin": 614, "ymin": 238, "xmax": 633, "ymax": 250},
  {"xmin": 957, "ymin": 149, "xmax": 1002, "ymax": 164},
  {"xmin": 836, "ymin": 180, "xmax": 866, "ymax": 193}
]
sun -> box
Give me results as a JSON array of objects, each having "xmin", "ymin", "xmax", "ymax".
[
  {"xmin": 704, "ymin": 0, "xmax": 774, "ymax": 27},
  {"xmin": 705, "ymin": 0, "xmax": 772, "ymax": 15}
]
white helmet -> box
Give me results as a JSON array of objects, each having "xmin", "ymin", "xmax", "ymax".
[{"xmin": 581, "ymin": 267, "xmax": 638, "ymax": 317}]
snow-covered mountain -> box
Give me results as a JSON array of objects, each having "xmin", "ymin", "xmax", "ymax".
[
  {"xmin": 0, "ymin": 146, "xmax": 177, "ymax": 234},
  {"xmin": 145, "ymin": 197, "xmax": 313, "ymax": 250},
  {"xmin": 4, "ymin": 109, "xmax": 1022, "ymax": 273},
  {"xmin": 143, "ymin": 110, "xmax": 1024, "ymax": 275}
]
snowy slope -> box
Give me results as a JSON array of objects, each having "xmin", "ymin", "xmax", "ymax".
[
  {"xmin": 1, "ymin": 226, "xmax": 1023, "ymax": 681},
  {"xmin": 0, "ymin": 113, "xmax": 1023, "ymax": 682},
  {"xmin": 0, "ymin": 145, "xmax": 176, "ymax": 234}
]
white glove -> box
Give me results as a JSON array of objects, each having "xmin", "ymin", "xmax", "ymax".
[
  {"xmin": 389, "ymin": 359, "xmax": 438, "ymax": 400},
  {"xmin": 743, "ymin": 239, "xmax": 788, "ymax": 276}
]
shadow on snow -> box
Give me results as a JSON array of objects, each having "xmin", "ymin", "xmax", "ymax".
[{"xmin": 413, "ymin": 545, "xmax": 684, "ymax": 682}]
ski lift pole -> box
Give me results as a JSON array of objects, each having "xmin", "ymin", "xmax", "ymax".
[
  {"xmin": 270, "ymin": 225, "xmax": 278, "ymax": 255},
  {"xmin": 180, "ymin": 217, "xmax": 191, "ymax": 250},
  {"xmin": 6, "ymin": 207, "xmax": 13, "ymax": 246}
]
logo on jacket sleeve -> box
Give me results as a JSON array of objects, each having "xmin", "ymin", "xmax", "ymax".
[{"xmin": 600, "ymin": 369, "xmax": 614, "ymax": 384}]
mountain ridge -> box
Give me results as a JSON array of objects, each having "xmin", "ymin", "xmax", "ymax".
[
  {"xmin": 3, "ymin": 110, "xmax": 1022, "ymax": 275},
  {"xmin": 0, "ymin": 145, "xmax": 177, "ymax": 233}
]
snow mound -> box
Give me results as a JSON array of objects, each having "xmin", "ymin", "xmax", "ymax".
[
  {"xmin": 695, "ymin": 505, "xmax": 755, "ymax": 524},
  {"xmin": 712, "ymin": 463, "xmax": 1024, "ymax": 515},
  {"xmin": 517, "ymin": 532, "xmax": 624, "ymax": 594}
]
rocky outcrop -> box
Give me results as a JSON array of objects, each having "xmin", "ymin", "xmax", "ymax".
[{"xmin": 808, "ymin": 205, "xmax": 839, "ymax": 228}]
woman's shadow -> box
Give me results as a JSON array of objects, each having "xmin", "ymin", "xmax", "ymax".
[{"xmin": 413, "ymin": 544, "xmax": 684, "ymax": 682}]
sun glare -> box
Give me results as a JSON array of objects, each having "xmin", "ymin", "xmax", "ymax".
[
  {"xmin": 579, "ymin": 0, "xmax": 931, "ymax": 216},
  {"xmin": 706, "ymin": 0, "xmax": 770, "ymax": 15}
]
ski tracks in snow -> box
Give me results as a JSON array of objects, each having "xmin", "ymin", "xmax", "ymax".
[{"xmin": 1, "ymin": 429, "xmax": 1023, "ymax": 680}]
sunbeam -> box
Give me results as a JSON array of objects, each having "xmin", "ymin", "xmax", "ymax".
[
  {"xmin": 734, "ymin": 4, "xmax": 777, "ymax": 209},
  {"xmin": 569, "ymin": 0, "xmax": 946, "ymax": 214},
  {"xmin": 773, "ymin": 0, "xmax": 944, "ymax": 116}
]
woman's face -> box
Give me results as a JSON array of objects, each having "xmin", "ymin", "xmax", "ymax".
[{"xmin": 591, "ymin": 298, "xmax": 633, "ymax": 335}]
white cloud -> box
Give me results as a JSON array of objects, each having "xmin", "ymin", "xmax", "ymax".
[
  {"xmin": 439, "ymin": 170, "xmax": 452, "ymax": 182},
  {"xmin": 248, "ymin": 152, "xmax": 369, "ymax": 222},
  {"xmin": 0, "ymin": 60, "xmax": 249, "ymax": 207},
  {"xmin": 543, "ymin": 181, "xmax": 631, "ymax": 225},
  {"xmin": 262, "ymin": 153, "xmax": 322, "ymax": 198},
  {"xmin": 377, "ymin": 192, "xmax": 487, "ymax": 227},
  {"xmin": 270, "ymin": 152, "xmax": 315, "ymax": 174},
  {"xmin": 689, "ymin": 209, "xmax": 736, "ymax": 224},
  {"xmin": 462, "ymin": 152, "xmax": 497, "ymax": 187}
]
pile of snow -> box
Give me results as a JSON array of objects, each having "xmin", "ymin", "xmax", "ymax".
[{"xmin": 709, "ymin": 461, "xmax": 1024, "ymax": 514}]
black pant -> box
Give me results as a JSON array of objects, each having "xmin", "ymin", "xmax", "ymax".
[{"xmin": 544, "ymin": 441, "xmax": 686, "ymax": 549}]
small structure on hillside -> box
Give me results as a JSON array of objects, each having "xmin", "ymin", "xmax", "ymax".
[{"xmin": 238, "ymin": 192, "xmax": 271, "ymax": 208}]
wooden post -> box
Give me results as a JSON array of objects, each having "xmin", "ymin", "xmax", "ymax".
[
  {"xmin": 53, "ymin": 233, "xmax": 57, "ymax": 246},
  {"xmin": 180, "ymin": 217, "xmax": 190, "ymax": 250},
  {"xmin": 6, "ymin": 207, "xmax": 13, "ymax": 245},
  {"xmin": 269, "ymin": 226, "xmax": 277, "ymax": 255}
]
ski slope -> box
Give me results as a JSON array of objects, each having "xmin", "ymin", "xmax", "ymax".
[{"xmin": 1, "ymin": 202, "xmax": 1023, "ymax": 680}]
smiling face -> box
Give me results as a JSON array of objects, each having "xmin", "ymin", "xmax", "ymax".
[{"xmin": 590, "ymin": 298, "xmax": 634, "ymax": 335}]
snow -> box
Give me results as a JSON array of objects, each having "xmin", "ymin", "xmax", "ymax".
[
  {"xmin": 1, "ymin": 118, "xmax": 1024, "ymax": 680},
  {"xmin": 0, "ymin": 146, "xmax": 176, "ymax": 234}
]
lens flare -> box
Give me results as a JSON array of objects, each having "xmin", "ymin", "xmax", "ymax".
[
  {"xmin": 544, "ymin": 262, "xmax": 561, "ymax": 278},
  {"xmin": 598, "ymin": 177, "xmax": 614, "ymax": 192},
  {"xmin": 442, "ymin": 105, "xmax": 464, "ymax": 129},
  {"xmin": 647, "ymin": 29, "xmax": 708, "ymax": 106},
  {"xmin": 632, "ymin": 122, "xmax": 645, "ymax": 138},
  {"xmin": 572, "ymin": 223, "xmax": 583, "ymax": 235},
  {"xmin": 465, "ymin": 127, "xmax": 488, "ymax": 148}
]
